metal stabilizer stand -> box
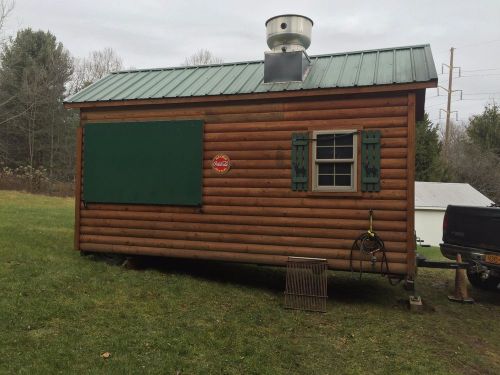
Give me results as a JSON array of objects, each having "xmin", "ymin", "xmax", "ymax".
[
  {"xmin": 404, "ymin": 277, "xmax": 423, "ymax": 312},
  {"xmin": 448, "ymin": 254, "xmax": 474, "ymax": 304}
]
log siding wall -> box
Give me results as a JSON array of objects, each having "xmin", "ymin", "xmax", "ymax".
[{"xmin": 76, "ymin": 92, "xmax": 416, "ymax": 278}]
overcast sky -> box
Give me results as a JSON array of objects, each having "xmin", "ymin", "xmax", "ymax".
[{"xmin": 5, "ymin": 0, "xmax": 500, "ymax": 129}]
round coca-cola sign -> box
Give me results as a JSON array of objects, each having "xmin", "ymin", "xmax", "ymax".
[{"xmin": 212, "ymin": 154, "xmax": 231, "ymax": 174}]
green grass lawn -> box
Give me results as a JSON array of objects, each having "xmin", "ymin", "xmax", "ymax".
[{"xmin": 0, "ymin": 190, "xmax": 499, "ymax": 374}]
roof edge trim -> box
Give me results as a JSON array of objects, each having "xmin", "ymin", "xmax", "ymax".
[{"xmin": 65, "ymin": 80, "xmax": 437, "ymax": 109}]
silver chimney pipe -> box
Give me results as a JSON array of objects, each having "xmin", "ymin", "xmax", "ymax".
[
  {"xmin": 264, "ymin": 14, "xmax": 313, "ymax": 83},
  {"xmin": 265, "ymin": 14, "xmax": 313, "ymax": 53}
]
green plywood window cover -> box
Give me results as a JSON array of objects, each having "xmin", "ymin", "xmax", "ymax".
[{"xmin": 83, "ymin": 120, "xmax": 203, "ymax": 206}]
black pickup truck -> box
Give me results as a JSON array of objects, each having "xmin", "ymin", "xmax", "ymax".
[{"xmin": 440, "ymin": 205, "xmax": 500, "ymax": 291}]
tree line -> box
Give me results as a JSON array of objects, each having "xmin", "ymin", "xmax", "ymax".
[
  {"xmin": 0, "ymin": 27, "xmax": 122, "ymax": 191},
  {"xmin": 416, "ymin": 104, "xmax": 500, "ymax": 202}
]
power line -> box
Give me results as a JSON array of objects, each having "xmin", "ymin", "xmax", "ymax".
[
  {"xmin": 426, "ymin": 99, "xmax": 461, "ymax": 108},
  {"xmin": 429, "ymin": 45, "xmax": 500, "ymax": 133},
  {"xmin": 461, "ymin": 98, "xmax": 499, "ymax": 101},
  {"xmin": 464, "ymin": 91, "xmax": 500, "ymax": 96},
  {"xmin": 456, "ymin": 38, "xmax": 500, "ymax": 49},
  {"xmin": 426, "ymin": 94, "xmax": 443, "ymax": 99},
  {"xmin": 462, "ymin": 68, "xmax": 500, "ymax": 73},
  {"xmin": 458, "ymin": 73, "xmax": 500, "ymax": 78}
]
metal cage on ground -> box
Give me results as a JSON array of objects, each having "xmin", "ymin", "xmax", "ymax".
[{"xmin": 284, "ymin": 257, "xmax": 328, "ymax": 312}]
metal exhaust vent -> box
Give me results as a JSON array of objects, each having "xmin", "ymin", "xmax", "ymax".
[
  {"xmin": 264, "ymin": 14, "xmax": 313, "ymax": 83},
  {"xmin": 284, "ymin": 257, "xmax": 328, "ymax": 312}
]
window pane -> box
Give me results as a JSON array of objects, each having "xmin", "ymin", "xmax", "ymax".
[
  {"xmin": 335, "ymin": 133, "xmax": 353, "ymax": 146},
  {"xmin": 335, "ymin": 146, "xmax": 353, "ymax": 159},
  {"xmin": 335, "ymin": 163, "xmax": 351, "ymax": 174},
  {"xmin": 313, "ymin": 132, "xmax": 356, "ymax": 191},
  {"xmin": 316, "ymin": 147, "xmax": 334, "ymax": 159},
  {"xmin": 335, "ymin": 174, "xmax": 351, "ymax": 186},
  {"xmin": 318, "ymin": 163, "xmax": 334, "ymax": 174},
  {"xmin": 318, "ymin": 175, "xmax": 334, "ymax": 186},
  {"xmin": 316, "ymin": 134, "xmax": 334, "ymax": 146}
]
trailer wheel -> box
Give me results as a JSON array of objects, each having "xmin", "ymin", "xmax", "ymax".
[{"xmin": 466, "ymin": 268, "xmax": 500, "ymax": 292}]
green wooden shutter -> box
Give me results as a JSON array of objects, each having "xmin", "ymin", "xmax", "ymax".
[
  {"xmin": 291, "ymin": 132, "xmax": 309, "ymax": 191},
  {"xmin": 361, "ymin": 130, "xmax": 381, "ymax": 192}
]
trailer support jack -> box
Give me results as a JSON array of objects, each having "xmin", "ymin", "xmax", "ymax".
[{"xmin": 447, "ymin": 254, "xmax": 474, "ymax": 304}]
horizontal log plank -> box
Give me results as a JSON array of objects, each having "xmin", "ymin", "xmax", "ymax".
[
  {"xmin": 79, "ymin": 243, "xmax": 408, "ymax": 274},
  {"xmin": 203, "ymin": 205, "xmax": 407, "ymax": 220},
  {"xmin": 81, "ymin": 191, "xmax": 403, "ymax": 202},
  {"xmin": 82, "ymin": 96, "xmax": 409, "ymax": 120},
  {"xmin": 381, "ymin": 148, "xmax": 407, "ymax": 158},
  {"xmin": 203, "ymin": 178, "xmax": 291, "ymax": 188},
  {"xmin": 204, "ymin": 127, "xmax": 408, "ymax": 143},
  {"xmin": 205, "ymin": 130, "xmax": 291, "ymax": 142},
  {"xmin": 84, "ymin": 106, "xmax": 408, "ymax": 124},
  {"xmin": 203, "ymin": 154, "xmax": 406, "ymax": 169},
  {"xmin": 381, "ymin": 169, "xmax": 407, "ymax": 179},
  {"xmin": 80, "ymin": 224, "xmax": 407, "ymax": 243},
  {"xmin": 81, "ymin": 216, "xmax": 407, "ymax": 232},
  {"xmin": 203, "ymin": 187, "xmax": 406, "ymax": 198},
  {"xmin": 203, "ymin": 159, "xmax": 291, "ymax": 169},
  {"xmin": 203, "ymin": 169, "xmax": 290, "ymax": 179},
  {"xmin": 202, "ymin": 185, "xmax": 406, "ymax": 197},
  {"xmin": 380, "ymin": 158, "xmax": 407, "ymax": 169},
  {"xmin": 80, "ymin": 231, "xmax": 407, "ymax": 262},
  {"xmin": 380, "ymin": 179, "xmax": 407, "ymax": 189},
  {"xmin": 80, "ymin": 194, "xmax": 408, "ymax": 213},
  {"xmin": 205, "ymin": 140, "xmax": 291, "ymax": 152},
  {"xmin": 81, "ymin": 204, "xmax": 406, "ymax": 225},
  {"xmin": 80, "ymin": 234, "xmax": 407, "ymax": 256},
  {"xmin": 203, "ymin": 138, "xmax": 407, "ymax": 152},
  {"xmin": 283, "ymin": 106, "xmax": 408, "ymax": 121},
  {"xmin": 201, "ymin": 160, "xmax": 406, "ymax": 179},
  {"xmin": 84, "ymin": 100, "xmax": 408, "ymax": 122},
  {"xmin": 204, "ymin": 117, "xmax": 408, "ymax": 133},
  {"xmin": 205, "ymin": 150, "xmax": 291, "ymax": 160}
]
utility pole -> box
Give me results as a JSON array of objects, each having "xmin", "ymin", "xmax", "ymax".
[
  {"xmin": 445, "ymin": 47, "xmax": 454, "ymax": 153},
  {"xmin": 439, "ymin": 47, "xmax": 462, "ymax": 158}
]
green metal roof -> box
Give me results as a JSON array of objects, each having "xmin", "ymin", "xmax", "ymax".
[{"xmin": 65, "ymin": 44, "xmax": 437, "ymax": 104}]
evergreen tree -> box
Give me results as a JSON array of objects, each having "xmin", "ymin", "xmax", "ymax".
[
  {"xmin": 467, "ymin": 103, "xmax": 500, "ymax": 156},
  {"xmin": 415, "ymin": 113, "xmax": 443, "ymax": 181},
  {"xmin": 0, "ymin": 28, "xmax": 74, "ymax": 178}
]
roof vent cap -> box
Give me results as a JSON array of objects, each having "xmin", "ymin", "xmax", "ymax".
[{"xmin": 265, "ymin": 14, "xmax": 313, "ymax": 52}]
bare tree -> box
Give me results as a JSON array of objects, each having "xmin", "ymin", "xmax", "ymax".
[
  {"xmin": 0, "ymin": 0, "xmax": 14, "ymax": 34},
  {"xmin": 182, "ymin": 49, "xmax": 223, "ymax": 66},
  {"xmin": 0, "ymin": 1, "xmax": 15, "ymax": 160},
  {"xmin": 0, "ymin": 29, "xmax": 73, "ymax": 180},
  {"xmin": 68, "ymin": 47, "xmax": 123, "ymax": 95},
  {"xmin": 446, "ymin": 123, "xmax": 500, "ymax": 203}
]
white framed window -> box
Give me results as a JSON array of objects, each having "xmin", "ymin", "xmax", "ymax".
[{"xmin": 312, "ymin": 130, "xmax": 357, "ymax": 192}]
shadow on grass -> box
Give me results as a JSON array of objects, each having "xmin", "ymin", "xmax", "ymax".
[
  {"xmin": 469, "ymin": 289, "xmax": 500, "ymax": 306},
  {"xmin": 84, "ymin": 252, "xmax": 405, "ymax": 305},
  {"xmin": 327, "ymin": 272, "xmax": 403, "ymax": 304}
]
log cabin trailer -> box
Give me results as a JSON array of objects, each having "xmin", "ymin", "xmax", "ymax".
[{"xmin": 64, "ymin": 15, "xmax": 437, "ymax": 287}]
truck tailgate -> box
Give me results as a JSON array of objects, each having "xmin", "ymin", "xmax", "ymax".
[{"xmin": 443, "ymin": 205, "xmax": 500, "ymax": 253}]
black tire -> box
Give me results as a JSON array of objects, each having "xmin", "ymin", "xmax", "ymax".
[{"xmin": 467, "ymin": 268, "xmax": 500, "ymax": 292}]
